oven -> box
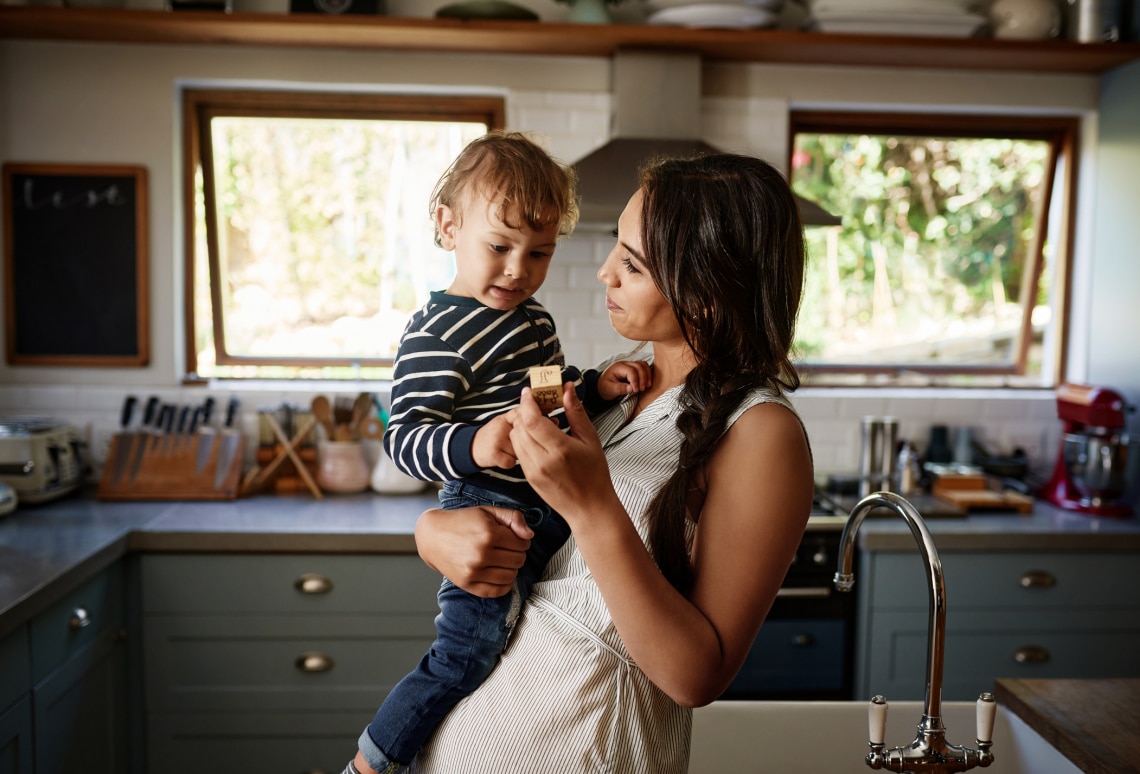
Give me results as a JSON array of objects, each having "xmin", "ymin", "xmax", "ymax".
[{"xmin": 721, "ymin": 494, "xmax": 856, "ymax": 700}]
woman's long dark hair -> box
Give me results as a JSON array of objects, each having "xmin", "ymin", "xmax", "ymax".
[{"xmin": 638, "ymin": 153, "xmax": 807, "ymax": 594}]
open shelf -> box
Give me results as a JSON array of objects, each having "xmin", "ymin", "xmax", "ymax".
[{"xmin": 3, "ymin": 6, "xmax": 1140, "ymax": 74}]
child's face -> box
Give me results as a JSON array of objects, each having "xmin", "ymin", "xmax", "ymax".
[{"xmin": 438, "ymin": 186, "xmax": 559, "ymax": 311}]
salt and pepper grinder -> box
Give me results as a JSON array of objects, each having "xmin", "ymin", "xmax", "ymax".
[
  {"xmin": 858, "ymin": 416, "xmax": 899, "ymax": 496},
  {"xmin": 858, "ymin": 417, "xmax": 883, "ymax": 498},
  {"xmin": 881, "ymin": 417, "xmax": 899, "ymax": 492}
]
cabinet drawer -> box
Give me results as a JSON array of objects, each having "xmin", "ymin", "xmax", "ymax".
[
  {"xmin": 0, "ymin": 694, "xmax": 33, "ymax": 774},
  {"xmin": 866, "ymin": 551, "xmax": 1139, "ymax": 610},
  {"xmin": 0, "ymin": 626, "xmax": 30, "ymax": 713},
  {"xmin": 862, "ymin": 609, "xmax": 1140, "ymax": 701},
  {"xmin": 141, "ymin": 554, "xmax": 441, "ymax": 615},
  {"xmin": 29, "ymin": 564, "xmax": 124, "ymax": 683},
  {"xmin": 144, "ymin": 614, "xmax": 435, "ymax": 712},
  {"xmin": 147, "ymin": 711, "xmax": 369, "ymax": 774},
  {"xmin": 726, "ymin": 619, "xmax": 848, "ymax": 696}
]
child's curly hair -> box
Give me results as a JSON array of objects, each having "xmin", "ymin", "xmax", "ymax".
[{"xmin": 429, "ymin": 130, "xmax": 580, "ymax": 248}]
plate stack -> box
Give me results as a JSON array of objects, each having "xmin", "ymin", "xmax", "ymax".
[
  {"xmin": 806, "ymin": 0, "xmax": 987, "ymax": 36},
  {"xmin": 644, "ymin": 0, "xmax": 784, "ymax": 29}
]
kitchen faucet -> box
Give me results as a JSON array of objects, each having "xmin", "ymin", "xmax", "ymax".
[{"xmin": 834, "ymin": 492, "xmax": 996, "ymax": 773}]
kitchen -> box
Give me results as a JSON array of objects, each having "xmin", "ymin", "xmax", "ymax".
[{"xmin": 2, "ymin": 1, "xmax": 1140, "ymax": 772}]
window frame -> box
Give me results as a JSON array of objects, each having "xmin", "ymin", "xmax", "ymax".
[
  {"xmin": 787, "ymin": 110, "xmax": 1080, "ymax": 388},
  {"xmin": 181, "ymin": 88, "xmax": 505, "ymax": 382}
]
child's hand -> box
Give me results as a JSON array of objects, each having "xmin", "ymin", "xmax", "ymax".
[
  {"xmin": 471, "ymin": 414, "xmax": 517, "ymax": 469},
  {"xmin": 597, "ymin": 360, "xmax": 652, "ymax": 401}
]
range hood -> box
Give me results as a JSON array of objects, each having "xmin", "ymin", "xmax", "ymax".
[{"xmin": 572, "ymin": 50, "xmax": 841, "ymax": 229}]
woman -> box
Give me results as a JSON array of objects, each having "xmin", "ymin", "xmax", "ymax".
[{"xmin": 361, "ymin": 153, "xmax": 814, "ymax": 773}]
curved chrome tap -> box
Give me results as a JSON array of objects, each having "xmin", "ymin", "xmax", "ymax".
[{"xmin": 834, "ymin": 492, "xmax": 995, "ymax": 772}]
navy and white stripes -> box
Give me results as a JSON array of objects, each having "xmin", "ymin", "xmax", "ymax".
[{"xmin": 383, "ymin": 291, "xmax": 577, "ymax": 505}]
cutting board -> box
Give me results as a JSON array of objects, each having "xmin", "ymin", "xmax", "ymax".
[
  {"xmin": 934, "ymin": 488, "xmax": 1035, "ymax": 513},
  {"xmin": 931, "ymin": 473, "xmax": 1034, "ymax": 513},
  {"xmin": 994, "ymin": 678, "xmax": 1140, "ymax": 774}
]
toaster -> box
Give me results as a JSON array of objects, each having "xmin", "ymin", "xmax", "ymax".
[{"xmin": 0, "ymin": 418, "xmax": 84, "ymax": 505}]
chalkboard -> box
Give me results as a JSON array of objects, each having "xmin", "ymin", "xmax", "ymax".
[{"xmin": 3, "ymin": 163, "xmax": 149, "ymax": 366}]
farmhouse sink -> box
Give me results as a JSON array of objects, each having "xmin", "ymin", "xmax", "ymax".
[{"xmin": 689, "ymin": 700, "xmax": 1081, "ymax": 773}]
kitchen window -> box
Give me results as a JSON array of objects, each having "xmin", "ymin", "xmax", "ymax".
[
  {"xmin": 789, "ymin": 112, "xmax": 1078, "ymax": 389},
  {"xmin": 182, "ymin": 89, "xmax": 503, "ymax": 381}
]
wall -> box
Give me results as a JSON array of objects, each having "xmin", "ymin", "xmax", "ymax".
[
  {"xmin": 1089, "ymin": 60, "xmax": 1140, "ymax": 424},
  {"xmin": 0, "ymin": 36, "xmax": 1131, "ymax": 487}
]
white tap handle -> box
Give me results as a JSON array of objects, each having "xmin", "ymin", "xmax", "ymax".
[
  {"xmin": 976, "ymin": 692, "xmax": 996, "ymax": 743},
  {"xmin": 869, "ymin": 695, "xmax": 888, "ymax": 745}
]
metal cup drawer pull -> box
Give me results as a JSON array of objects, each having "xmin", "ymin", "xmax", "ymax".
[
  {"xmin": 1014, "ymin": 645, "xmax": 1050, "ymax": 664},
  {"xmin": 294, "ymin": 573, "xmax": 334, "ymax": 594},
  {"xmin": 295, "ymin": 652, "xmax": 335, "ymax": 673},
  {"xmin": 1018, "ymin": 570, "xmax": 1056, "ymax": 589},
  {"xmin": 68, "ymin": 607, "xmax": 91, "ymax": 630}
]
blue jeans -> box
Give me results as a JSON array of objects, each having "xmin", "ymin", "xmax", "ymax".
[{"xmin": 359, "ymin": 481, "xmax": 571, "ymax": 770}]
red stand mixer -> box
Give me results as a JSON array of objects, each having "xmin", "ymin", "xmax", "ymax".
[{"xmin": 1041, "ymin": 383, "xmax": 1138, "ymax": 518}]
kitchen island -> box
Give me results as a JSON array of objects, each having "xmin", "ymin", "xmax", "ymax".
[{"xmin": 994, "ymin": 678, "xmax": 1140, "ymax": 774}]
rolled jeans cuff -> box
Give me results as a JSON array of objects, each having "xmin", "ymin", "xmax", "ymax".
[{"xmin": 358, "ymin": 728, "xmax": 403, "ymax": 773}]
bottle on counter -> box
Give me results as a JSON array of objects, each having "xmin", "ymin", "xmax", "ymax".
[{"xmin": 896, "ymin": 440, "xmax": 923, "ymax": 496}]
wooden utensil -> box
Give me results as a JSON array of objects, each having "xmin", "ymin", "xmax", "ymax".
[
  {"xmin": 350, "ymin": 392, "xmax": 372, "ymax": 438},
  {"xmin": 311, "ymin": 396, "xmax": 335, "ymax": 440}
]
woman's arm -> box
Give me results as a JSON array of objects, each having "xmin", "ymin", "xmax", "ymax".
[
  {"xmin": 414, "ymin": 505, "xmax": 534, "ymax": 598},
  {"xmin": 509, "ymin": 384, "xmax": 813, "ymax": 707}
]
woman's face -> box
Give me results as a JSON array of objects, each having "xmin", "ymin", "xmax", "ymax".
[{"xmin": 597, "ymin": 189, "xmax": 684, "ymax": 345}]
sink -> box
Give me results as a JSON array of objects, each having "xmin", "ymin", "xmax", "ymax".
[{"xmin": 689, "ymin": 700, "xmax": 1081, "ymax": 773}]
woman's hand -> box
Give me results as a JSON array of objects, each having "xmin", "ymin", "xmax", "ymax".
[
  {"xmin": 414, "ymin": 506, "xmax": 533, "ymax": 598},
  {"xmin": 507, "ymin": 384, "xmax": 619, "ymax": 522}
]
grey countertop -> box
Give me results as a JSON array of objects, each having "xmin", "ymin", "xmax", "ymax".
[{"xmin": 2, "ymin": 487, "xmax": 1138, "ymax": 641}]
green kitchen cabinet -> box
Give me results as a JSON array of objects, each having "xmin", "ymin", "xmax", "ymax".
[
  {"xmin": 0, "ymin": 565, "xmax": 130, "ymax": 774},
  {"xmin": 30, "ymin": 563, "xmax": 129, "ymax": 774},
  {"xmin": 0, "ymin": 626, "xmax": 32, "ymax": 774},
  {"xmin": 855, "ymin": 550, "xmax": 1140, "ymax": 701},
  {"xmin": 141, "ymin": 553, "xmax": 441, "ymax": 774}
]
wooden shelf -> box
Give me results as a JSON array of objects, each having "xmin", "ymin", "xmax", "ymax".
[{"xmin": 3, "ymin": 7, "xmax": 1140, "ymax": 74}]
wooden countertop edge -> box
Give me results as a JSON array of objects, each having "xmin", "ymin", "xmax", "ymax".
[{"xmin": 994, "ymin": 678, "xmax": 1140, "ymax": 774}]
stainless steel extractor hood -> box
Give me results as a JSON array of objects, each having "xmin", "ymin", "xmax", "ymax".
[{"xmin": 572, "ymin": 50, "xmax": 841, "ymax": 229}]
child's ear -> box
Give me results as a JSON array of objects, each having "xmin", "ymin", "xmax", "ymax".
[{"xmin": 436, "ymin": 205, "xmax": 458, "ymax": 250}]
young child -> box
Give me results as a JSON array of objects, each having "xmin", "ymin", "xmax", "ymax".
[{"xmin": 352, "ymin": 131, "xmax": 650, "ymax": 774}]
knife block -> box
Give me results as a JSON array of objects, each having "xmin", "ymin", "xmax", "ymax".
[{"xmin": 97, "ymin": 430, "xmax": 245, "ymax": 500}]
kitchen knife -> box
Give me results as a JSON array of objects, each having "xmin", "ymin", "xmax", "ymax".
[
  {"xmin": 158, "ymin": 404, "xmax": 177, "ymax": 456},
  {"xmin": 174, "ymin": 405, "xmax": 191, "ymax": 454},
  {"xmin": 127, "ymin": 397, "xmax": 162, "ymax": 484},
  {"xmin": 195, "ymin": 397, "xmax": 218, "ymax": 475},
  {"xmin": 214, "ymin": 397, "xmax": 241, "ymax": 490},
  {"xmin": 108, "ymin": 395, "xmax": 138, "ymax": 487}
]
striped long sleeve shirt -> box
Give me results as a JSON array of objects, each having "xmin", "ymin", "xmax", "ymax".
[{"xmin": 382, "ymin": 291, "xmax": 610, "ymax": 506}]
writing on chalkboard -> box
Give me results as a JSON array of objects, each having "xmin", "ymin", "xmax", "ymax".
[
  {"xmin": 3, "ymin": 163, "xmax": 150, "ymax": 367},
  {"xmin": 18, "ymin": 179, "xmax": 130, "ymax": 211}
]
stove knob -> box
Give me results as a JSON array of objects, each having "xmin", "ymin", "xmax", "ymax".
[{"xmin": 812, "ymin": 548, "xmax": 829, "ymax": 566}]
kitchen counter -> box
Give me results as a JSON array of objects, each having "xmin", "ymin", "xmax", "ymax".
[
  {"xmin": 994, "ymin": 678, "xmax": 1140, "ymax": 774},
  {"xmin": 2, "ymin": 488, "xmax": 1138, "ymax": 640},
  {"xmin": 0, "ymin": 488, "xmax": 438, "ymax": 640}
]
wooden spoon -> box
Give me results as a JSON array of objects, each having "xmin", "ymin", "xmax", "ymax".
[
  {"xmin": 350, "ymin": 392, "xmax": 372, "ymax": 438},
  {"xmin": 311, "ymin": 396, "xmax": 335, "ymax": 440}
]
